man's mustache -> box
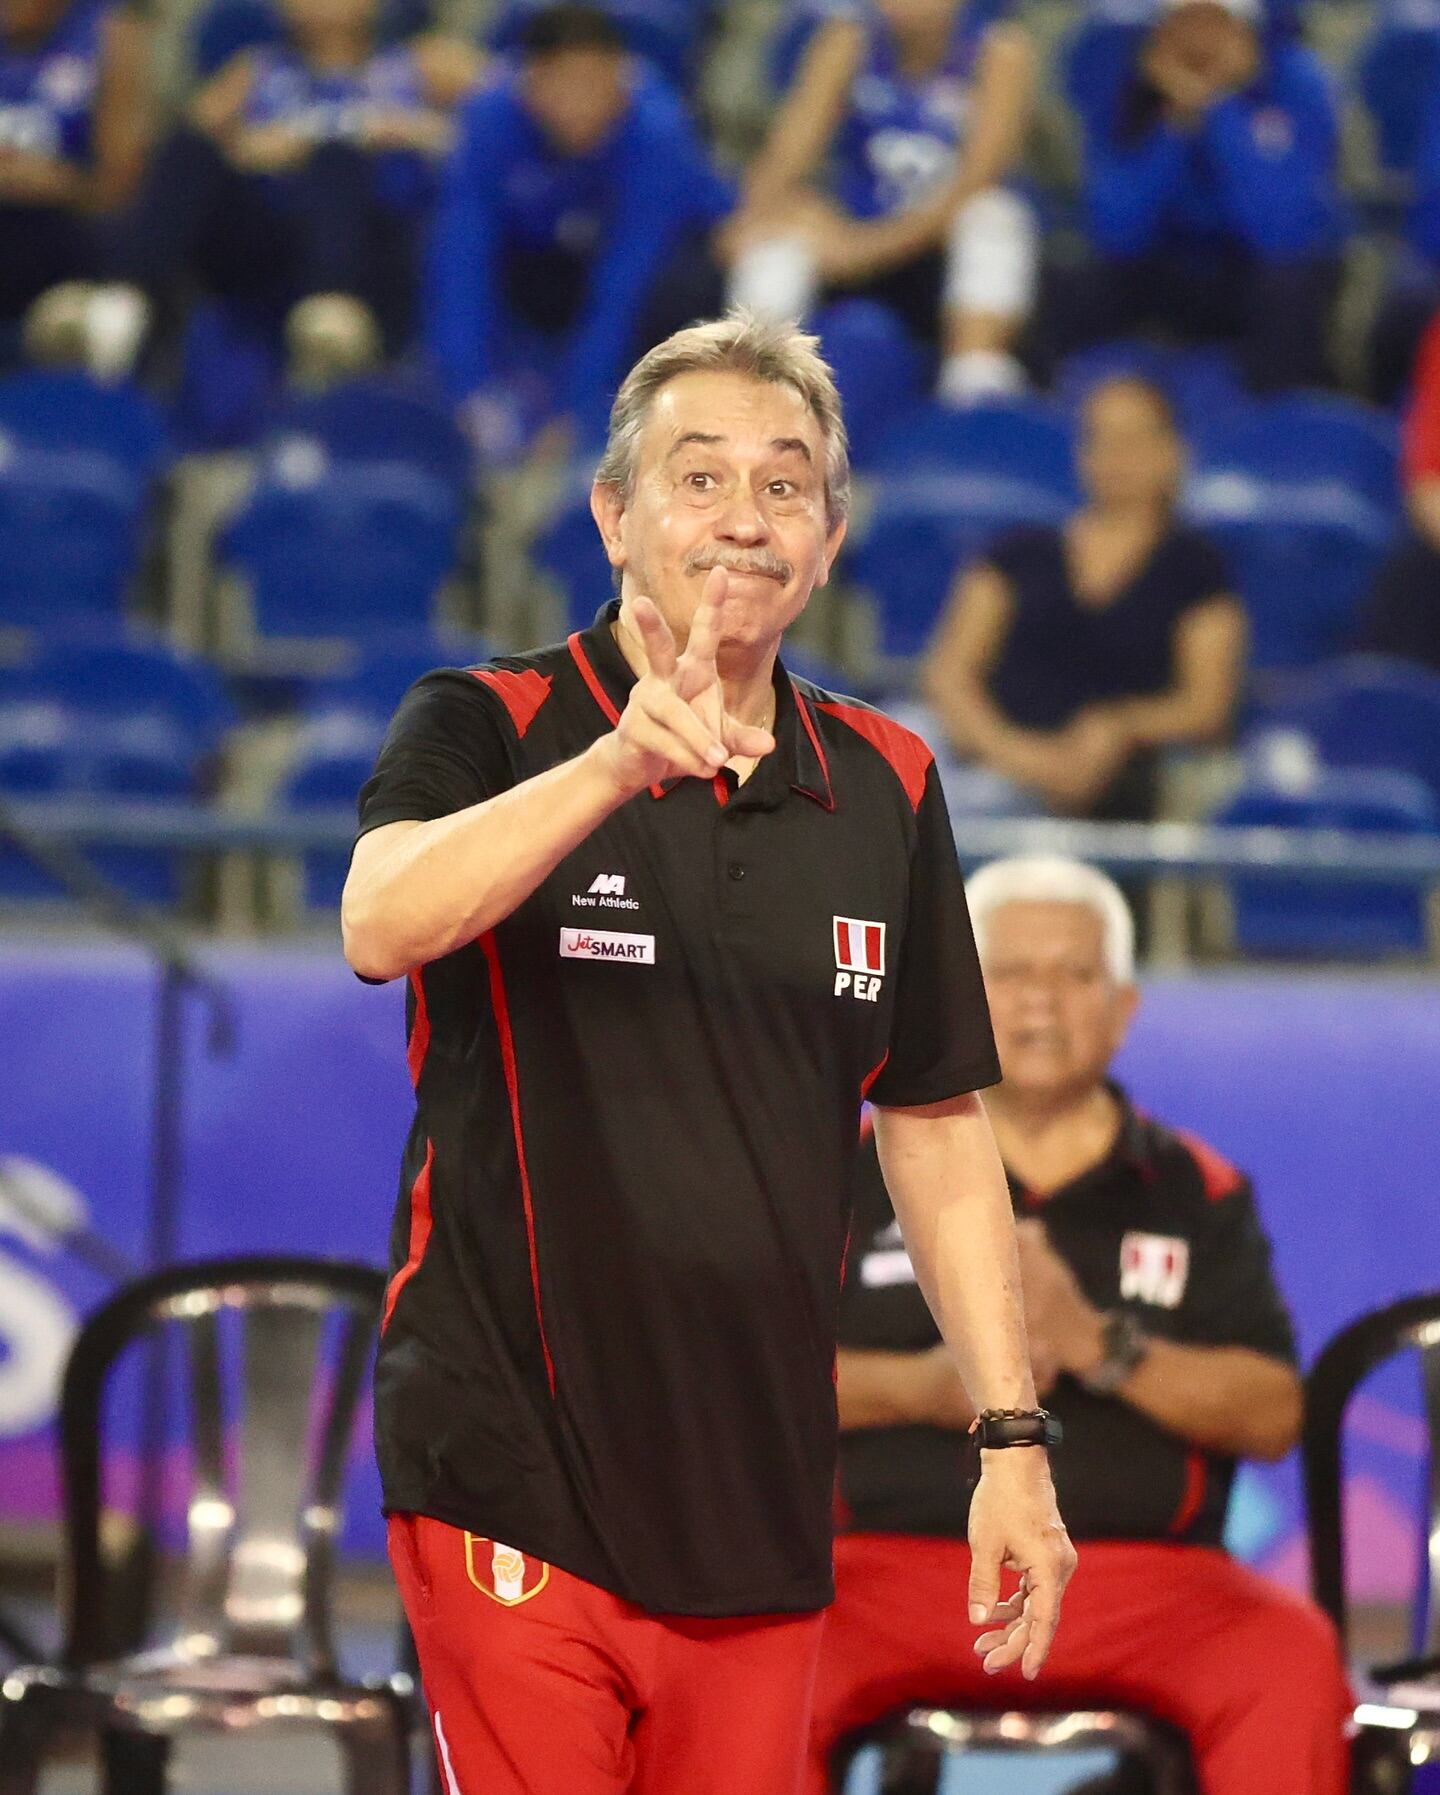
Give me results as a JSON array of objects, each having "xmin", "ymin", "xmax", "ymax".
[{"xmin": 683, "ymin": 547, "xmax": 793, "ymax": 583}]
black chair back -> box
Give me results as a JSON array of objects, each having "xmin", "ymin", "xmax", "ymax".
[
  {"xmin": 1302, "ymin": 1290, "xmax": 1440, "ymax": 1679},
  {"xmin": 57, "ymin": 1255, "xmax": 386, "ymax": 1677}
]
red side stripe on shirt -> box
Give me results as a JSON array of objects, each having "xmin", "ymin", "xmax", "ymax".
[
  {"xmin": 406, "ymin": 967, "xmax": 430, "ymax": 1089},
  {"xmin": 1174, "ymin": 1128, "xmax": 1245, "ymax": 1202},
  {"xmin": 567, "ymin": 631, "xmax": 665, "ymax": 799},
  {"xmin": 470, "ymin": 667, "xmax": 553, "ymax": 739},
  {"xmin": 1168, "ymin": 1451, "xmax": 1208, "ymax": 1536},
  {"xmin": 481, "ymin": 930, "xmax": 557, "ymax": 1395},
  {"xmin": 381, "ymin": 1139, "xmax": 434, "ymax": 1334},
  {"xmin": 381, "ymin": 970, "xmax": 436, "ymax": 1333},
  {"xmin": 567, "ymin": 632, "xmax": 621, "ymax": 725},
  {"xmin": 815, "ymin": 701, "xmax": 932, "ymax": 812},
  {"xmin": 861, "ymin": 1050, "xmax": 890, "ymax": 1099},
  {"xmin": 791, "ymin": 686, "xmax": 837, "ymax": 810}
]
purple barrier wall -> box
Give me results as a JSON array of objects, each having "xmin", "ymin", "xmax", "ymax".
[{"xmin": 0, "ymin": 944, "xmax": 1433, "ymax": 1597}]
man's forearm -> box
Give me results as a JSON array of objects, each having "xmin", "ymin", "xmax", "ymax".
[
  {"xmin": 873, "ymin": 1096, "xmax": 1036, "ymax": 1415},
  {"xmin": 836, "ymin": 1347, "xmax": 973, "ymax": 1430},
  {"xmin": 1099, "ymin": 1334, "xmax": 1302, "ymax": 1461},
  {"xmin": 342, "ymin": 740, "xmax": 632, "ymax": 980}
]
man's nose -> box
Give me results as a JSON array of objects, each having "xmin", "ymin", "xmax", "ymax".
[{"xmin": 715, "ymin": 487, "xmax": 768, "ymax": 544}]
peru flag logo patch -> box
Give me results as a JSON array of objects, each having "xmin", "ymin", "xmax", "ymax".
[
  {"xmin": 1119, "ymin": 1232, "xmax": 1190, "ymax": 1309},
  {"xmin": 463, "ymin": 1533, "xmax": 550, "ymax": 1606},
  {"xmin": 834, "ymin": 916, "xmax": 886, "ymax": 977}
]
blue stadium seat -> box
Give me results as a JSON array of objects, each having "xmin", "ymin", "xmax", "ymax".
[
  {"xmin": 1358, "ymin": 16, "xmax": 1440, "ymax": 185},
  {"xmin": 1251, "ymin": 655, "xmax": 1440, "ymax": 803},
  {"xmin": 262, "ymin": 375, "xmax": 473, "ymax": 499},
  {"xmin": 1185, "ymin": 395, "xmax": 1402, "ymax": 670},
  {"xmin": 220, "ymin": 447, "xmax": 464, "ymax": 646},
  {"xmin": 814, "ymin": 299, "xmax": 929, "ymax": 469},
  {"xmin": 0, "ymin": 371, "xmax": 169, "ymax": 633},
  {"xmin": 847, "ymin": 399, "xmax": 1078, "ymax": 659},
  {"xmin": 307, "ymin": 635, "xmax": 485, "ymax": 721},
  {"xmin": 533, "ymin": 464, "xmax": 614, "ymax": 635},
  {"xmin": 1054, "ymin": 340, "xmax": 1245, "ymax": 445},
  {"xmin": 1214, "ymin": 768, "xmax": 1439, "ymax": 956},
  {"xmin": 0, "ymin": 643, "xmax": 219, "ymax": 904},
  {"xmin": 280, "ymin": 708, "xmax": 388, "ymax": 908},
  {"xmin": 488, "ymin": 0, "xmax": 706, "ymax": 88}
]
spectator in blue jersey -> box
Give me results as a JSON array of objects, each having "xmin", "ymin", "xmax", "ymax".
[
  {"xmin": 1051, "ymin": 0, "xmax": 1343, "ymax": 393},
  {"xmin": 922, "ymin": 375, "xmax": 1245, "ymax": 819},
  {"xmin": 0, "ymin": 0, "xmax": 149, "ymax": 354},
  {"xmin": 1371, "ymin": 69, "xmax": 1440, "ymax": 402},
  {"xmin": 724, "ymin": 0, "xmax": 1038, "ymax": 402},
  {"xmin": 425, "ymin": 5, "xmax": 736, "ymax": 463},
  {"xmin": 114, "ymin": 0, "xmax": 479, "ymax": 362}
]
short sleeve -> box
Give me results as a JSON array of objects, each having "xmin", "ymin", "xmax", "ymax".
[
  {"xmin": 867, "ymin": 764, "xmax": 1001, "ymax": 1108},
  {"xmin": 1180, "ymin": 1182, "xmax": 1298, "ymax": 1364},
  {"xmin": 355, "ymin": 668, "xmax": 515, "ymax": 838}
]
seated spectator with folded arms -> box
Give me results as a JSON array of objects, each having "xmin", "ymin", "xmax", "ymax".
[
  {"xmin": 922, "ymin": 375, "xmax": 1244, "ymax": 819},
  {"xmin": 1054, "ymin": 0, "xmax": 1342, "ymax": 392},
  {"xmin": 726, "ymin": 0, "xmax": 1038, "ymax": 401},
  {"xmin": 0, "ymin": 0, "xmax": 149, "ymax": 360},
  {"xmin": 1357, "ymin": 308, "xmax": 1440, "ymax": 671},
  {"xmin": 809, "ymin": 854, "xmax": 1351, "ymax": 1795},
  {"xmin": 115, "ymin": 0, "xmax": 478, "ymax": 365},
  {"xmin": 426, "ymin": 4, "xmax": 734, "ymax": 462}
]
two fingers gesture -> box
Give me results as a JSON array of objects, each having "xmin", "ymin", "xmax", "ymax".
[{"xmin": 606, "ymin": 569, "xmax": 776, "ymax": 797}]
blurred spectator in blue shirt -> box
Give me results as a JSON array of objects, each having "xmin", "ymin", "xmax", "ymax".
[
  {"xmin": 723, "ymin": 0, "xmax": 1038, "ymax": 402},
  {"xmin": 0, "ymin": 0, "xmax": 148, "ymax": 354},
  {"xmin": 425, "ymin": 5, "xmax": 734, "ymax": 463},
  {"xmin": 114, "ymin": 0, "xmax": 478, "ymax": 361},
  {"xmin": 1049, "ymin": 0, "xmax": 1343, "ymax": 392}
]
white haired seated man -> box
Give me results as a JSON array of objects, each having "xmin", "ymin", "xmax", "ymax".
[{"xmin": 807, "ymin": 854, "xmax": 1351, "ymax": 1795}]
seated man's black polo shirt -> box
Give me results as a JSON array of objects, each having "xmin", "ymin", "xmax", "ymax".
[
  {"xmin": 354, "ymin": 602, "xmax": 1000, "ymax": 1617},
  {"xmin": 839, "ymin": 1090, "xmax": 1298, "ymax": 1547}
]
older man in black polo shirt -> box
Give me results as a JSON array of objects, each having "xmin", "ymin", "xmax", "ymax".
[
  {"xmin": 342, "ymin": 313, "xmax": 1074, "ymax": 1795},
  {"xmin": 809, "ymin": 853, "xmax": 1351, "ymax": 1795}
]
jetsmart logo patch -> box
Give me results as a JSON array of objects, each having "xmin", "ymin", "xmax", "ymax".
[{"xmin": 559, "ymin": 928, "xmax": 655, "ymax": 964}]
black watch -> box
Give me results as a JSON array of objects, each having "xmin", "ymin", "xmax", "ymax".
[
  {"xmin": 1079, "ymin": 1310, "xmax": 1151, "ymax": 1396},
  {"xmin": 969, "ymin": 1408, "xmax": 1063, "ymax": 1452}
]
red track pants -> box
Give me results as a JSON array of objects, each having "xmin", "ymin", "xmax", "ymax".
[
  {"xmin": 807, "ymin": 1534, "xmax": 1352, "ymax": 1795},
  {"xmin": 389, "ymin": 1513, "xmax": 826, "ymax": 1795}
]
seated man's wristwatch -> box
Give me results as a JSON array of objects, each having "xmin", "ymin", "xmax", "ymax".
[{"xmin": 1079, "ymin": 1310, "xmax": 1152, "ymax": 1396}]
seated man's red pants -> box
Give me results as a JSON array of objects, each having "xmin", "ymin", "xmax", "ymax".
[{"xmin": 808, "ymin": 1534, "xmax": 1351, "ymax": 1795}]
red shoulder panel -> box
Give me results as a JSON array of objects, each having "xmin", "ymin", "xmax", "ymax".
[
  {"xmin": 1174, "ymin": 1128, "xmax": 1245, "ymax": 1202},
  {"xmin": 815, "ymin": 700, "xmax": 933, "ymax": 812},
  {"xmin": 470, "ymin": 667, "xmax": 554, "ymax": 739}
]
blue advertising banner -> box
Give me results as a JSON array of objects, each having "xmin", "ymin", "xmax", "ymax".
[{"xmin": 0, "ymin": 943, "xmax": 1434, "ymax": 1592}]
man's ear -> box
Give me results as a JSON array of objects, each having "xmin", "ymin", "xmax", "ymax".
[
  {"xmin": 814, "ymin": 516, "xmax": 848, "ymax": 589},
  {"xmin": 590, "ymin": 481, "xmax": 627, "ymax": 570}
]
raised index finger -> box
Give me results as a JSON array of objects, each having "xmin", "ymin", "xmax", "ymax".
[{"xmin": 681, "ymin": 567, "xmax": 727, "ymax": 675}]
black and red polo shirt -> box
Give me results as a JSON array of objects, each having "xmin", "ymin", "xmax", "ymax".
[
  {"xmin": 355, "ymin": 601, "xmax": 1000, "ymax": 1617},
  {"xmin": 838, "ymin": 1089, "xmax": 1298, "ymax": 1547}
]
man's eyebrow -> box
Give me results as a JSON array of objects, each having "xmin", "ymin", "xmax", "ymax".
[
  {"xmin": 665, "ymin": 432, "xmax": 724, "ymax": 459},
  {"xmin": 663, "ymin": 433, "xmax": 815, "ymax": 463}
]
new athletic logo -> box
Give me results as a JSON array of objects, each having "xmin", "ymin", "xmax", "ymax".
[
  {"xmin": 559, "ymin": 928, "xmax": 656, "ymax": 963},
  {"xmin": 463, "ymin": 1533, "xmax": 550, "ymax": 1605},
  {"xmin": 571, "ymin": 870, "xmax": 640, "ymax": 911},
  {"xmin": 833, "ymin": 916, "xmax": 886, "ymax": 1003},
  {"xmin": 1119, "ymin": 1232, "xmax": 1190, "ymax": 1309}
]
